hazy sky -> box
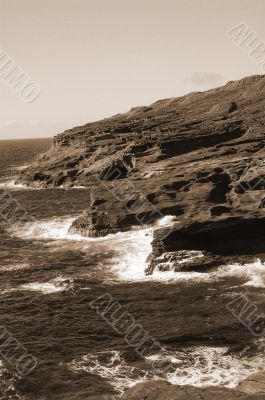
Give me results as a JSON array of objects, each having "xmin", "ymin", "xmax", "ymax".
[{"xmin": 0, "ymin": 0, "xmax": 264, "ymax": 139}]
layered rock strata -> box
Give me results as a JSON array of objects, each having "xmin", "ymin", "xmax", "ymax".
[{"xmin": 18, "ymin": 75, "xmax": 265, "ymax": 268}]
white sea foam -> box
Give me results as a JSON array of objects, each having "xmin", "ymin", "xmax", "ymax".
[
  {"xmin": 10, "ymin": 215, "xmax": 174, "ymax": 281},
  {"xmin": 150, "ymin": 269, "xmax": 209, "ymax": 282},
  {"xmin": 217, "ymin": 259, "xmax": 265, "ymax": 287},
  {"xmin": 111, "ymin": 228, "xmax": 153, "ymax": 281},
  {"xmin": 155, "ymin": 215, "xmax": 177, "ymax": 227},
  {"xmin": 0, "ymin": 263, "xmax": 29, "ymax": 272},
  {"xmin": 16, "ymin": 216, "xmax": 156, "ymax": 281},
  {"xmin": 68, "ymin": 347, "xmax": 265, "ymax": 394},
  {"xmin": 20, "ymin": 277, "xmax": 69, "ymax": 294},
  {"xmin": 12, "ymin": 215, "xmax": 265, "ymax": 286},
  {"xmin": 113, "ymin": 235, "xmax": 208, "ymax": 282},
  {"xmin": 115, "ymin": 243, "xmax": 265, "ymax": 286},
  {"xmin": 146, "ymin": 346, "xmax": 265, "ymax": 388},
  {"xmin": 12, "ymin": 217, "xmax": 77, "ymax": 240},
  {"xmin": 0, "ymin": 179, "xmax": 31, "ymax": 190},
  {"xmin": 147, "ymin": 259, "xmax": 265, "ymax": 286},
  {"xmin": 11, "ymin": 215, "xmax": 117, "ymax": 242},
  {"xmin": 112, "ymin": 215, "xmax": 179, "ymax": 282},
  {"xmin": 13, "ymin": 165, "xmax": 29, "ymax": 171},
  {"xmin": 68, "ymin": 350, "xmax": 156, "ymax": 395},
  {"xmin": 20, "ymin": 282, "xmax": 62, "ymax": 294}
]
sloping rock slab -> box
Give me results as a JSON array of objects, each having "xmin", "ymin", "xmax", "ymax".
[
  {"xmin": 119, "ymin": 380, "xmax": 262, "ymax": 400},
  {"xmin": 237, "ymin": 372, "xmax": 265, "ymax": 395}
]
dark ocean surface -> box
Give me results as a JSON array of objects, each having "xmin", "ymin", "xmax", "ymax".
[{"xmin": 0, "ymin": 139, "xmax": 265, "ymax": 399}]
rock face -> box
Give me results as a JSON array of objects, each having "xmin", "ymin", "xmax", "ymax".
[
  {"xmin": 18, "ymin": 74, "xmax": 265, "ymax": 264},
  {"xmin": 119, "ymin": 380, "xmax": 265, "ymax": 400}
]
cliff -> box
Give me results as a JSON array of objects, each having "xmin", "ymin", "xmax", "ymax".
[{"xmin": 18, "ymin": 74, "xmax": 265, "ymax": 268}]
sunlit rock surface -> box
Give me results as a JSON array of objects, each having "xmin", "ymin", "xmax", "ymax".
[{"xmin": 18, "ymin": 74, "xmax": 265, "ymax": 270}]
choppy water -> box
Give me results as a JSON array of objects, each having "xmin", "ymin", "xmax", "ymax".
[{"xmin": 0, "ymin": 139, "xmax": 265, "ymax": 399}]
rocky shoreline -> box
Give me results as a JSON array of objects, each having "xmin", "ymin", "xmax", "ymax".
[
  {"xmin": 18, "ymin": 74, "xmax": 265, "ymax": 272},
  {"xmin": 119, "ymin": 373, "xmax": 265, "ymax": 399}
]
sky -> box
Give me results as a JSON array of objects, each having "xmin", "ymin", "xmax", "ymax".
[{"xmin": 0, "ymin": 0, "xmax": 264, "ymax": 139}]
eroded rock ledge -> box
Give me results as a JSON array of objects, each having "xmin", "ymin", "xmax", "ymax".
[{"xmin": 18, "ymin": 74, "xmax": 265, "ymax": 267}]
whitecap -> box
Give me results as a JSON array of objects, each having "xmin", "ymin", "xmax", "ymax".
[{"xmin": 20, "ymin": 277, "xmax": 69, "ymax": 294}]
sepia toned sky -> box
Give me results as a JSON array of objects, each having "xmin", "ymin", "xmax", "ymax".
[{"xmin": 0, "ymin": 0, "xmax": 264, "ymax": 139}]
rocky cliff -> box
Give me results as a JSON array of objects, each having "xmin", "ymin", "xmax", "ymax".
[{"xmin": 18, "ymin": 74, "xmax": 265, "ymax": 269}]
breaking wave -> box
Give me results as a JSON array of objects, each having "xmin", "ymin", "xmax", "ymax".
[
  {"xmin": 10, "ymin": 217, "xmax": 78, "ymax": 240},
  {"xmin": 9, "ymin": 215, "xmax": 175, "ymax": 282},
  {"xmin": 9, "ymin": 215, "xmax": 265, "ymax": 287}
]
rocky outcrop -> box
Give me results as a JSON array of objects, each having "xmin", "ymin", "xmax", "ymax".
[
  {"xmin": 18, "ymin": 74, "xmax": 265, "ymax": 268},
  {"xmin": 119, "ymin": 379, "xmax": 265, "ymax": 399},
  {"xmin": 237, "ymin": 372, "xmax": 265, "ymax": 395},
  {"xmin": 147, "ymin": 214, "xmax": 265, "ymax": 274}
]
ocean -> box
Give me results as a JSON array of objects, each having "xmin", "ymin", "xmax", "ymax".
[{"xmin": 0, "ymin": 138, "xmax": 265, "ymax": 399}]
